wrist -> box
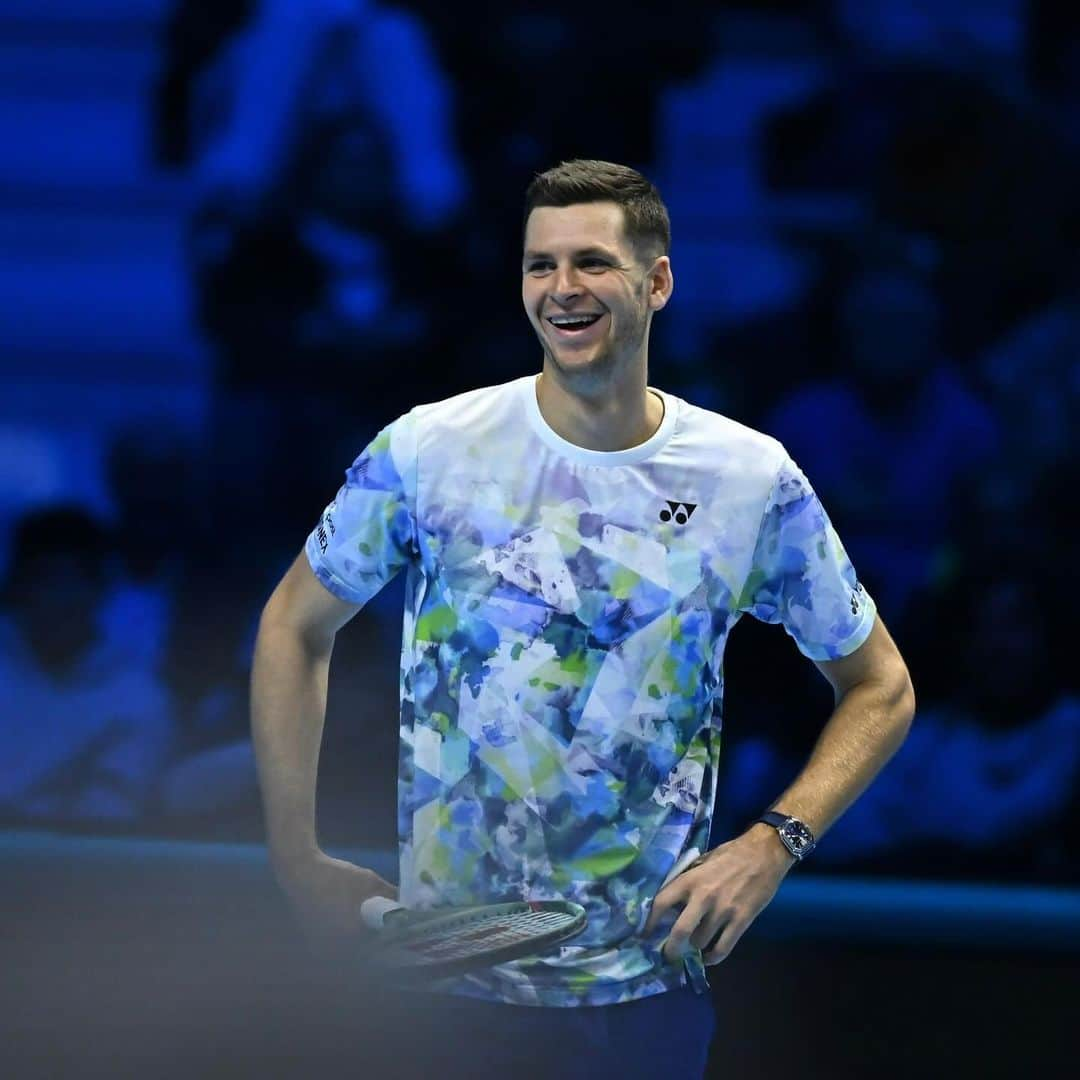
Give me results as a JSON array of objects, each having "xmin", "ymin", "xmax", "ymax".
[
  {"xmin": 269, "ymin": 842, "xmax": 324, "ymax": 885},
  {"xmin": 751, "ymin": 810, "xmax": 816, "ymax": 864},
  {"xmin": 748, "ymin": 822, "xmax": 799, "ymax": 868}
]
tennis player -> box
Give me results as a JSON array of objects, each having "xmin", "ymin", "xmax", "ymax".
[{"xmin": 251, "ymin": 159, "xmax": 916, "ymax": 1078}]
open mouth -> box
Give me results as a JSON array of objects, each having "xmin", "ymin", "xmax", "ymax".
[{"xmin": 547, "ymin": 313, "xmax": 605, "ymax": 337}]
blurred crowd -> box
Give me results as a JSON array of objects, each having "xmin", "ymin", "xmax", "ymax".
[{"xmin": 1, "ymin": 0, "xmax": 1077, "ymax": 885}]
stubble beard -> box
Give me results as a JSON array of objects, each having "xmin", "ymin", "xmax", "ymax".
[{"xmin": 539, "ymin": 306, "xmax": 650, "ymax": 395}]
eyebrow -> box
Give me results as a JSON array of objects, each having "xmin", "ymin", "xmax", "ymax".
[{"xmin": 522, "ymin": 246, "xmax": 619, "ymax": 262}]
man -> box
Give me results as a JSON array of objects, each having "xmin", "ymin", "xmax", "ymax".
[
  {"xmin": 251, "ymin": 159, "xmax": 915, "ymax": 1078},
  {"xmin": 1, "ymin": 505, "xmax": 174, "ymax": 824}
]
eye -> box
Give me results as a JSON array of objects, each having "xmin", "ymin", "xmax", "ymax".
[
  {"xmin": 579, "ymin": 258, "xmax": 608, "ymax": 272},
  {"xmin": 526, "ymin": 261, "xmax": 554, "ymax": 275}
]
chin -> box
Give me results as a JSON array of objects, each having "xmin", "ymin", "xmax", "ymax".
[{"xmin": 547, "ymin": 347, "xmax": 616, "ymax": 380}]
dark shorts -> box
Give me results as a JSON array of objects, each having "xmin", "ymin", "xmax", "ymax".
[{"xmin": 369, "ymin": 985, "xmax": 717, "ymax": 1080}]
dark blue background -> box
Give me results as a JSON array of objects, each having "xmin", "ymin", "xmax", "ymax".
[{"xmin": 1, "ymin": 0, "xmax": 1077, "ymax": 891}]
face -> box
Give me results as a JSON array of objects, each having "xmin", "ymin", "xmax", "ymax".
[
  {"xmin": 522, "ymin": 202, "xmax": 671, "ymax": 388},
  {"xmin": 9, "ymin": 553, "xmax": 104, "ymax": 669}
]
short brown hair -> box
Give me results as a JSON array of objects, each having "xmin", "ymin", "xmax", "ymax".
[{"xmin": 523, "ymin": 159, "xmax": 671, "ymax": 263}]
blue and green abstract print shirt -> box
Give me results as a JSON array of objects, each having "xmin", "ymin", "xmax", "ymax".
[{"xmin": 305, "ymin": 375, "xmax": 876, "ymax": 1006}]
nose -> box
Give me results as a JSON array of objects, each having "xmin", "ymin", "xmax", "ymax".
[{"xmin": 550, "ymin": 262, "xmax": 583, "ymax": 303}]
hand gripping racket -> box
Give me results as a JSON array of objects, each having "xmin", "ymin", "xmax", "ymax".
[{"xmin": 359, "ymin": 897, "xmax": 587, "ymax": 982}]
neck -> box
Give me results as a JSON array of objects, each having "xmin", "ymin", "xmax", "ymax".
[{"xmin": 535, "ymin": 362, "xmax": 663, "ymax": 452}]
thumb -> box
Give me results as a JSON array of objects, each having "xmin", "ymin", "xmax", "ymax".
[{"xmin": 369, "ymin": 873, "xmax": 399, "ymax": 903}]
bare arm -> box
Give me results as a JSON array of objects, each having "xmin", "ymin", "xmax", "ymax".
[
  {"xmin": 251, "ymin": 550, "xmax": 396, "ymax": 937},
  {"xmin": 646, "ymin": 616, "xmax": 915, "ymax": 964},
  {"xmin": 251, "ymin": 550, "xmax": 353, "ymax": 867},
  {"xmin": 758, "ymin": 615, "xmax": 916, "ymax": 842}
]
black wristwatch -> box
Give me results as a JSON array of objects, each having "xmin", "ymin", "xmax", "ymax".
[{"xmin": 755, "ymin": 810, "xmax": 816, "ymax": 862}]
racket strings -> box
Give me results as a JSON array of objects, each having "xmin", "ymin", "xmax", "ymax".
[{"xmin": 401, "ymin": 909, "xmax": 579, "ymax": 962}]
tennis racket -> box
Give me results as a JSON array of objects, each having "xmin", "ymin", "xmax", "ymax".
[{"xmin": 359, "ymin": 896, "xmax": 587, "ymax": 982}]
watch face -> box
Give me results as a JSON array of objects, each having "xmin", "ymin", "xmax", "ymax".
[{"xmin": 781, "ymin": 820, "xmax": 814, "ymax": 855}]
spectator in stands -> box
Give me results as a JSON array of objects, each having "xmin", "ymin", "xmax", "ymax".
[
  {"xmin": 101, "ymin": 420, "xmax": 253, "ymax": 763},
  {"xmin": 155, "ymin": 0, "xmax": 466, "ymax": 383},
  {"xmin": 764, "ymin": 54, "xmax": 1077, "ymax": 358},
  {"xmin": 762, "ymin": 259, "xmax": 999, "ymax": 621},
  {"xmin": 154, "ymin": 0, "xmax": 470, "ymax": 561},
  {"xmin": 185, "ymin": 0, "xmax": 466, "ymax": 373},
  {"xmin": 0, "ymin": 506, "xmax": 174, "ymax": 826}
]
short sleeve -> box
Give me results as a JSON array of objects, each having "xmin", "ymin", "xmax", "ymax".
[
  {"xmin": 738, "ymin": 454, "xmax": 876, "ymax": 661},
  {"xmin": 305, "ymin": 410, "xmax": 419, "ymax": 606}
]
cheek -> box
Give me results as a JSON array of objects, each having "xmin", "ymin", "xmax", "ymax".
[{"xmin": 612, "ymin": 297, "xmax": 646, "ymax": 333}]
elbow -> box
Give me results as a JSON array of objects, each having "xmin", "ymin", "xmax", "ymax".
[
  {"xmin": 894, "ymin": 665, "xmax": 917, "ymax": 736},
  {"xmin": 256, "ymin": 590, "xmax": 336, "ymax": 660},
  {"xmin": 853, "ymin": 662, "xmax": 915, "ymax": 742},
  {"xmin": 901, "ymin": 663, "xmax": 916, "ymax": 718}
]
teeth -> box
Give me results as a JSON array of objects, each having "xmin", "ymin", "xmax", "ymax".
[{"xmin": 550, "ymin": 315, "xmax": 600, "ymax": 326}]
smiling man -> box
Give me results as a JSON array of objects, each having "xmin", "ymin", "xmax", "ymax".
[
  {"xmin": 251, "ymin": 159, "xmax": 915, "ymax": 1078},
  {"xmin": 523, "ymin": 188, "xmax": 670, "ymax": 450}
]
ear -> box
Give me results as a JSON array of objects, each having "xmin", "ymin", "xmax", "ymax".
[{"xmin": 647, "ymin": 255, "xmax": 674, "ymax": 312}]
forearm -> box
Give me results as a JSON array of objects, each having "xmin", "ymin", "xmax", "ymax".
[
  {"xmin": 765, "ymin": 671, "xmax": 916, "ymax": 840},
  {"xmin": 250, "ymin": 612, "xmax": 333, "ymax": 876}
]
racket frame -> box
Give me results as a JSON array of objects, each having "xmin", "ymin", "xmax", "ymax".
[{"xmin": 365, "ymin": 899, "xmax": 587, "ymax": 982}]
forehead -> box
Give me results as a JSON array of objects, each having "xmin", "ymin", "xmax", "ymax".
[{"xmin": 523, "ymin": 202, "xmax": 630, "ymax": 255}]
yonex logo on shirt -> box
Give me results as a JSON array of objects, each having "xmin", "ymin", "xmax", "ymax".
[
  {"xmin": 316, "ymin": 511, "xmax": 336, "ymax": 554},
  {"xmin": 659, "ymin": 501, "xmax": 697, "ymax": 525}
]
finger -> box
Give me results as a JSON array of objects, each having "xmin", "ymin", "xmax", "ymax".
[
  {"xmin": 692, "ymin": 919, "xmax": 726, "ymax": 954},
  {"xmin": 372, "ymin": 880, "xmax": 398, "ymax": 902},
  {"xmin": 702, "ymin": 918, "xmax": 748, "ymax": 966},
  {"xmin": 645, "ymin": 874, "xmax": 695, "ymax": 932},
  {"xmin": 660, "ymin": 903, "xmax": 706, "ymax": 963},
  {"xmin": 642, "ymin": 892, "xmax": 674, "ymax": 935}
]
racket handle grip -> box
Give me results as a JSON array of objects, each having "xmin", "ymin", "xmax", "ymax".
[{"xmin": 360, "ymin": 895, "xmax": 404, "ymax": 929}]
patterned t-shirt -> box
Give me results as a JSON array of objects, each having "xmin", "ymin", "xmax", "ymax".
[{"xmin": 305, "ymin": 375, "xmax": 876, "ymax": 1007}]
